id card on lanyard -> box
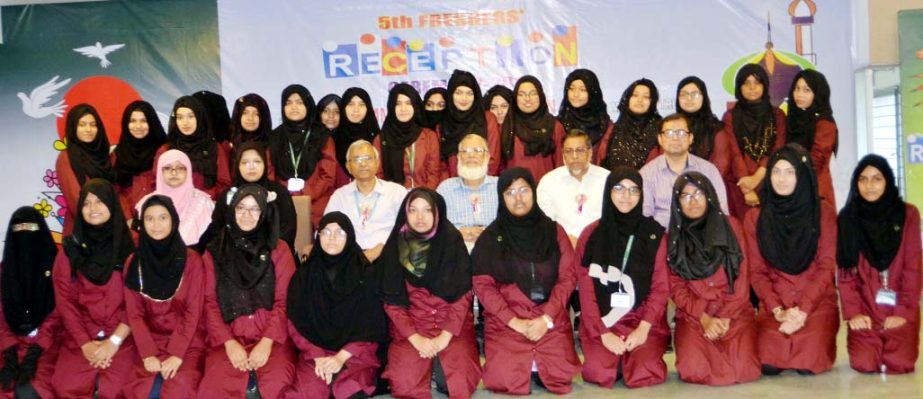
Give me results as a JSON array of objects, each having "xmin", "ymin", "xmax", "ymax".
[
  {"xmin": 876, "ymin": 270, "xmax": 898, "ymax": 306},
  {"xmin": 287, "ymin": 130, "xmax": 311, "ymax": 192},
  {"xmin": 610, "ymin": 235, "xmax": 634, "ymax": 308}
]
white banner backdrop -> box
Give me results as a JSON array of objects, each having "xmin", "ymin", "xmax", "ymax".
[{"xmin": 218, "ymin": 0, "xmax": 856, "ymax": 204}]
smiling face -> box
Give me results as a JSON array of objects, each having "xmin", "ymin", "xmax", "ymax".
[
  {"xmin": 394, "ymin": 94, "xmax": 415, "ymax": 123},
  {"xmin": 407, "ymin": 197, "xmax": 435, "ymax": 234},
  {"xmin": 143, "ymin": 204, "xmax": 173, "ymax": 241},
  {"xmin": 345, "ymin": 96, "xmax": 368, "ymax": 123},
  {"xmin": 238, "ymin": 149, "xmax": 265, "ymax": 183},
  {"xmin": 81, "ymin": 192, "xmax": 111, "ymax": 226},
  {"xmin": 516, "ymin": 82, "xmax": 540, "ymax": 114},
  {"xmin": 567, "ymin": 79, "xmax": 589, "ymax": 108},
  {"xmin": 128, "ymin": 110, "xmax": 150, "ymax": 139},
  {"xmin": 679, "ymin": 183, "xmax": 708, "ymax": 220},
  {"xmin": 234, "ymin": 195, "xmax": 261, "ymax": 232},
  {"xmin": 175, "ymin": 107, "xmax": 197, "ymax": 136},
  {"xmin": 240, "ymin": 105, "xmax": 260, "ymax": 132},
  {"xmin": 321, "ymin": 102, "xmax": 340, "ymax": 129},
  {"xmin": 284, "ymin": 93, "xmax": 307, "ymax": 122},
  {"xmin": 611, "ymin": 178, "xmax": 641, "ymax": 214},
  {"xmin": 770, "ymin": 159, "xmax": 798, "ymax": 196},
  {"xmin": 76, "ymin": 113, "xmax": 99, "ymax": 143},
  {"xmin": 453, "ymin": 86, "xmax": 475, "ymax": 112},
  {"xmin": 628, "ymin": 84, "xmax": 652, "ymax": 115},
  {"xmin": 857, "ymin": 165, "xmax": 886, "ymax": 203},
  {"xmin": 677, "ymin": 82, "xmax": 703, "ymax": 113},
  {"xmin": 502, "ymin": 178, "xmax": 534, "ymax": 217}
]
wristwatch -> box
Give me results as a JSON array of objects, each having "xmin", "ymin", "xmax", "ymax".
[{"xmin": 108, "ymin": 335, "xmax": 123, "ymax": 346}]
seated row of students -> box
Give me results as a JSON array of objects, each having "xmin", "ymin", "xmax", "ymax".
[{"xmin": 1, "ymin": 135, "xmax": 917, "ymax": 397}]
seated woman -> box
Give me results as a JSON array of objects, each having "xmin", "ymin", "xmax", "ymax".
[
  {"xmin": 158, "ymin": 96, "xmax": 232, "ymax": 200},
  {"xmin": 472, "ymin": 168, "xmax": 581, "ymax": 395},
  {"xmin": 113, "ymin": 100, "xmax": 166, "ymax": 217},
  {"xmin": 137, "ymin": 149, "xmax": 214, "ymax": 250},
  {"xmin": 208, "ymin": 142, "xmax": 296, "ymax": 251},
  {"xmin": 0, "ymin": 207, "xmax": 60, "ymax": 398},
  {"xmin": 52, "ymin": 179, "xmax": 136, "ymax": 398},
  {"xmin": 374, "ymin": 83, "xmax": 444, "ymax": 190},
  {"xmin": 744, "ymin": 144, "xmax": 839, "ymax": 375},
  {"xmin": 380, "ymin": 188, "xmax": 481, "ymax": 398},
  {"xmin": 123, "ymin": 195, "xmax": 207, "ymax": 398},
  {"xmin": 667, "ymin": 172, "xmax": 759, "ymax": 386},
  {"xmin": 837, "ymin": 154, "xmax": 921, "ymax": 374},
  {"xmin": 285, "ymin": 212, "xmax": 388, "ymax": 398},
  {"xmin": 575, "ymin": 167, "xmax": 669, "ymax": 388},
  {"xmin": 198, "ymin": 184, "xmax": 296, "ymax": 398}
]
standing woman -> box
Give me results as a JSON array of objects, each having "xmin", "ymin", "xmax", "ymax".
[
  {"xmin": 472, "ymin": 168, "xmax": 580, "ymax": 395},
  {"xmin": 438, "ymin": 70, "xmax": 501, "ymax": 177},
  {"xmin": 211, "ymin": 142, "xmax": 297, "ymax": 251},
  {"xmin": 113, "ymin": 100, "xmax": 167, "ymax": 218},
  {"xmin": 719, "ymin": 64, "xmax": 787, "ymax": 220},
  {"xmin": 667, "ymin": 172, "xmax": 758, "ymax": 386},
  {"xmin": 285, "ymin": 212, "xmax": 388, "ymax": 399},
  {"xmin": 270, "ymin": 85, "xmax": 337, "ymax": 227},
  {"xmin": 227, "ymin": 94, "xmax": 274, "ymax": 174},
  {"xmin": 52, "ymin": 179, "xmax": 136, "ymax": 398},
  {"xmin": 192, "ymin": 91, "xmax": 231, "ymax": 145},
  {"xmin": 136, "ymin": 150, "xmax": 215, "ymax": 250},
  {"xmin": 374, "ymin": 83, "xmax": 444, "ymax": 190},
  {"xmin": 0, "ymin": 207, "xmax": 60, "ymax": 398},
  {"xmin": 598, "ymin": 78, "xmax": 662, "ymax": 170},
  {"xmin": 315, "ymin": 94, "xmax": 342, "ymax": 135},
  {"xmin": 422, "ymin": 88, "xmax": 448, "ymax": 130},
  {"xmin": 674, "ymin": 76, "xmax": 728, "ymax": 163},
  {"xmin": 57, "ymin": 104, "xmax": 116, "ymax": 235},
  {"xmin": 334, "ymin": 88, "xmax": 380, "ymax": 184},
  {"xmin": 123, "ymin": 195, "xmax": 207, "ymax": 398},
  {"xmin": 558, "ymin": 69, "xmax": 612, "ymax": 158},
  {"xmin": 744, "ymin": 144, "xmax": 838, "ymax": 375},
  {"xmin": 575, "ymin": 168, "xmax": 670, "ymax": 388},
  {"xmin": 786, "ymin": 69, "xmax": 838, "ymax": 208},
  {"xmin": 500, "ymin": 76, "xmax": 565, "ymax": 182},
  {"xmin": 484, "ymin": 85, "xmax": 513, "ymax": 125},
  {"xmin": 379, "ymin": 188, "xmax": 480, "ymax": 398},
  {"xmin": 198, "ymin": 184, "xmax": 296, "ymax": 398},
  {"xmin": 837, "ymin": 155, "xmax": 921, "ymax": 374},
  {"xmin": 158, "ymin": 96, "xmax": 232, "ymax": 200}
]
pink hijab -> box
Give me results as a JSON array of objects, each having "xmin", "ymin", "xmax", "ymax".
[{"xmin": 136, "ymin": 149, "xmax": 214, "ymax": 245}]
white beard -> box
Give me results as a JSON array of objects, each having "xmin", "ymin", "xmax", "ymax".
[{"xmin": 457, "ymin": 160, "xmax": 489, "ymax": 181}]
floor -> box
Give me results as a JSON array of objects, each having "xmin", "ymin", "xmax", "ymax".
[{"xmin": 384, "ymin": 322, "xmax": 923, "ymax": 398}]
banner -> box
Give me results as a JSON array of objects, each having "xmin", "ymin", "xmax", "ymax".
[{"xmin": 899, "ymin": 9, "xmax": 923, "ymax": 211}]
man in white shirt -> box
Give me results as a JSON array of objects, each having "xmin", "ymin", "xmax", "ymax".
[
  {"xmin": 436, "ymin": 134, "xmax": 498, "ymax": 251},
  {"xmin": 640, "ymin": 113, "xmax": 728, "ymax": 228},
  {"xmin": 536, "ymin": 129, "xmax": 610, "ymax": 247},
  {"xmin": 324, "ymin": 139, "xmax": 408, "ymax": 262}
]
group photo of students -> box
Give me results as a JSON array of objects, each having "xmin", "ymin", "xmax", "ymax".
[{"xmin": 0, "ymin": 57, "xmax": 919, "ymax": 399}]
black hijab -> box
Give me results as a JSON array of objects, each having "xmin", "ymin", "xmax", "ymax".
[
  {"xmin": 757, "ymin": 144, "xmax": 820, "ymax": 275},
  {"xmin": 440, "ymin": 70, "xmax": 488, "ymax": 160},
  {"xmin": 230, "ymin": 93, "xmax": 272, "ymax": 147},
  {"xmin": 207, "ymin": 184, "xmax": 280, "ymax": 322},
  {"xmin": 675, "ymin": 76, "xmax": 723, "ymax": 159},
  {"xmin": 113, "ymin": 101, "xmax": 166, "ymax": 187},
  {"xmin": 786, "ymin": 69, "xmax": 838, "ymax": 154},
  {"xmin": 191, "ymin": 90, "xmax": 231, "ymax": 143},
  {"xmin": 65, "ymin": 104, "xmax": 113, "ymax": 185},
  {"xmin": 286, "ymin": 212, "xmax": 388, "ymax": 351},
  {"xmin": 334, "ymin": 88, "xmax": 380, "ymax": 168},
  {"xmin": 168, "ymin": 96, "xmax": 219, "ymax": 188},
  {"xmin": 558, "ymin": 69, "xmax": 610, "ymax": 145},
  {"xmin": 732, "ymin": 64, "xmax": 777, "ymax": 162},
  {"xmin": 2, "ymin": 207, "xmax": 57, "ymax": 336},
  {"xmin": 422, "ymin": 87, "xmax": 447, "ymax": 129},
  {"xmin": 837, "ymin": 155, "xmax": 906, "ymax": 271},
  {"xmin": 501, "ymin": 76, "xmax": 557, "ymax": 160},
  {"xmin": 62, "ymin": 179, "xmax": 134, "ymax": 286},
  {"xmin": 472, "ymin": 168, "xmax": 560, "ymax": 302},
  {"xmin": 125, "ymin": 195, "xmax": 188, "ymax": 300},
  {"xmin": 270, "ymin": 85, "xmax": 329, "ymax": 181},
  {"xmin": 380, "ymin": 84, "xmax": 425, "ymax": 184},
  {"xmin": 583, "ymin": 168, "xmax": 664, "ymax": 312},
  {"xmin": 380, "ymin": 189, "xmax": 472, "ymax": 307},
  {"xmin": 604, "ymin": 78, "xmax": 662, "ymax": 170},
  {"xmin": 667, "ymin": 172, "xmax": 742, "ymax": 293},
  {"xmin": 484, "ymin": 85, "xmax": 513, "ymax": 116}
]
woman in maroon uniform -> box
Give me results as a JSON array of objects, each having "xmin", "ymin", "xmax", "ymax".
[
  {"xmin": 785, "ymin": 69, "xmax": 838, "ymax": 208},
  {"xmin": 374, "ymin": 84, "xmax": 445, "ymax": 190},
  {"xmin": 500, "ymin": 77, "xmax": 565, "ymax": 181},
  {"xmin": 597, "ymin": 79, "xmax": 661, "ymax": 170},
  {"xmin": 558, "ymin": 69, "xmax": 612, "ymax": 159},
  {"xmin": 437, "ymin": 70, "xmax": 501, "ymax": 177},
  {"xmin": 57, "ymin": 104, "xmax": 116, "ymax": 235},
  {"xmin": 157, "ymin": 96, "xmax": 232, "ymax": 200},
  {"xmin": 113, "ymin": 100, "xmax": 166, "ymax": 219}
]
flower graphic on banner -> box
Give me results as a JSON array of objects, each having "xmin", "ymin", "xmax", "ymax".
[
  {"xmin": 43, "ymin": 169, "xmax": 59, "ymax": 188},
  {"xmin": 33, "ymin": 199, "xmax": 53, "ymax": 218}
]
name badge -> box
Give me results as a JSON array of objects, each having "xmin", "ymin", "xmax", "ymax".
[
  {"xmin": 287, "ymin": 178, "xmax": 305, "ymax": 192},
  {"xmin": 875, "ymin": 288, "xmax": 897, "ymax": 306},
  {"xmin": 611, "ymin": 292, "xmax": 632, "ymax": 309}
]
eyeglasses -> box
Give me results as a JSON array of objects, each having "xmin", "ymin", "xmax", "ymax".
[
  {"xmin": 319, "ymin": 228, "xmax": 348, "ymax": 240},
  {"xmin": 679, "ymin": 190, "xmax": 705, "ymax": 204},
  {"xmin": 503, "ymin": 186, "xmax": 532, "ymax": 198},
  {"xmin": 348, "ymin": 155, "xmax": 373, "ymax": 164},
  {"xmin": 241, "ymin": 160, "xmax": 263, "ymax": 169},
  {"xmin": 459, "ymin": 147, "xmax": 488, "ymax": 155},
  {"xmin": 162, "ymin": 165, "xmax": 188, "ymax": 174},
  {"xmin": 660, "ymin": 129, "xmax": 690, "ymax": 139},
  {"xmin": 612, "ymin": 184, "xmax": 641, "ymax": 196},
  {"xmin": 678, "ymin": 91, "xmax": 702, "ymax": 100},
  {"xmin": 517, "ymin": 91, "xmax": 539, "ymax": 99},
  {"xmin": 234, "ymin": 205, "xmax": 262, "ymax": 217},
  {"xmin": 562, "ymin": 147, "xmax": 589, "ymax": 157}
]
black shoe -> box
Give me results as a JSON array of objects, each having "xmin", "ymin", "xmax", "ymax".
[
  {"xmin": 432, "ymin": 357, "xmax": 449, "ymax": 395},
  {"xmin": 795, "ymin": 369, "xmax": 814, "ymax": 376},
  {"xmin": 531, "ymin": 371, "xmax": 547, "ymax": 391},
  {"xmin": 761, "ymin": 364, "xmax": 782, "ymax": 376},
  {"xmin": 347, "ymin": 391, "xmax": 369, "ymax": 399},
  {"xmin": 372, "ymin": 378, "xmax": 390, "ymax": 397}
]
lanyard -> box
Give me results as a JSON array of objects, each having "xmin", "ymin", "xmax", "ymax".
[
  {"xmin": 405, "ymin": 142, "xmax": 416, "ymax": 188},
  {"xmin": 288, "ymin": 129, "xmax": 311, "ymax": 179},
  {"xmin": 881, "ymin": 270, "xmax": 890, "ymax": 290},
  {"xmin": 353, "ymin": 188, "xmax": 380, "ymax": 227},
  {"xmin": 616, "ymin": 235, "xmax": 634, "ymax": 293}
]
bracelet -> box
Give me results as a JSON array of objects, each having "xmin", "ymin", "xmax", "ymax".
[
  {"xmin": 771, "ymin": 307, "xmax": 783, "ymax": 315},
  {"xmin": 108, "ymin": 335, "xmax": 123, "ymax": 347},
  {"xmin": 542, "ymin": 315, "xmax": 554, "ymax": 329}
]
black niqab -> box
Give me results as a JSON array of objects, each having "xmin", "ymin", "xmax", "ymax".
[{"xmin": 2, "ymin": 207, "xmax": 57, "ymax": 336}]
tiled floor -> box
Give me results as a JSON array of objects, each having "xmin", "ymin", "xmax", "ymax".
[{"xmin": 387, "ymin": 322, "xmax": 923, "ymax": 398}]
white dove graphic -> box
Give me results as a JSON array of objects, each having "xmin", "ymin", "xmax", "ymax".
[
  {"xmin": 73, "ymin": 42, "xmax": 125, "ymax": 68},
  {"xmin": 17, "ymin": 75, "xmax": 71, "ymax": 119}
]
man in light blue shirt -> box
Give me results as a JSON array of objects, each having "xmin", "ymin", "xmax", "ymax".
[
  {"xmin": 640, "ymin": 113, "xmax": 728, "ymax": 228},
  {"xmin": 436, "ymin": 134, "xmax": 498, "ymax": 250}
]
